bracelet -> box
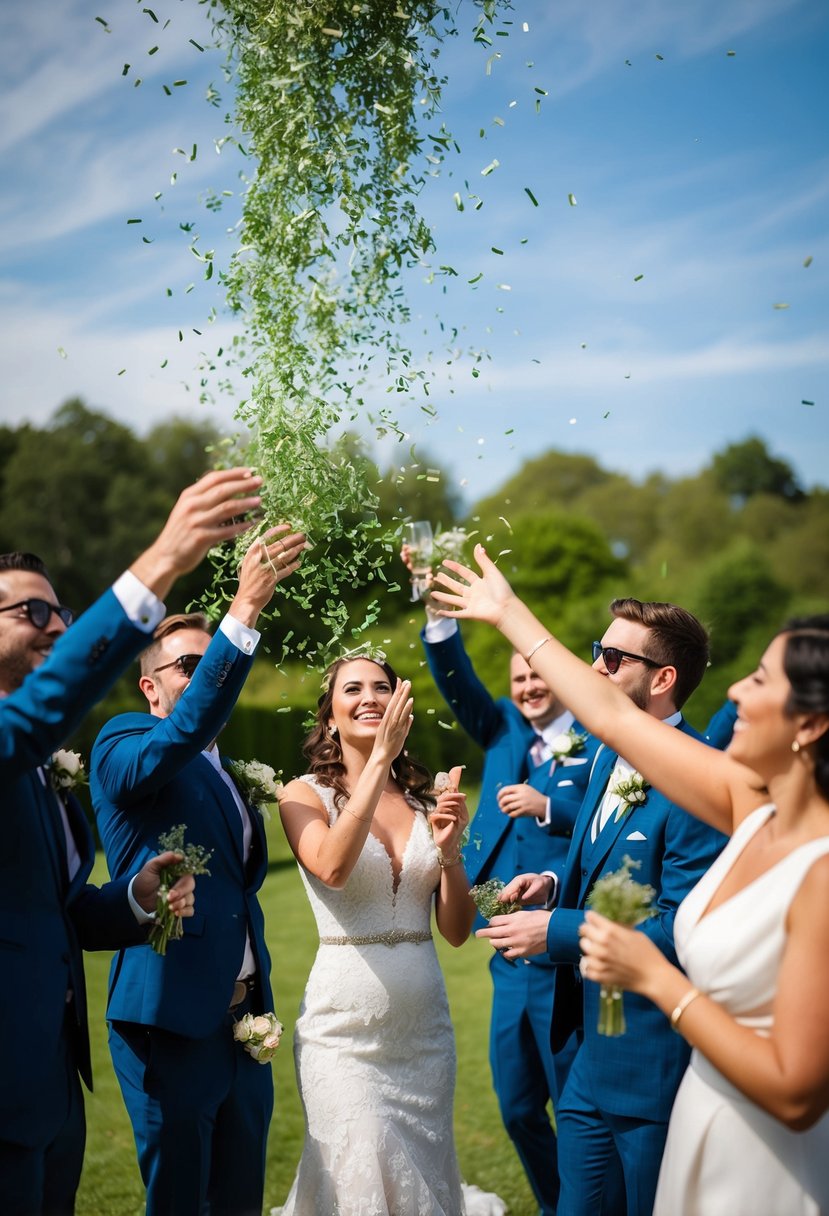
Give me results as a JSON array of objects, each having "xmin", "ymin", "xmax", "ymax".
[
  {"xmin": 344, "ymin": 806, "xmax": 372, "ymax": 823},
  {"xmin": 670, "ymin": 986, "xmax": 701, "ymax": 1032},
  {"xmin": 436, "ymin": 848, "xmax": 464, "ymax": 869},
  {"xmin": 525, "ymin": 636, "xmax": 552, "ymax": 665}
]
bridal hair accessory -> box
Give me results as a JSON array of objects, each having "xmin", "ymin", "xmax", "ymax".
[
  {"xmin": 321, "ymin": 644, "xmax": 389, "ymax": 691},
  {"xmin": 232, "ymin": 1011, "xmax": 284, "ymax": 1063}
]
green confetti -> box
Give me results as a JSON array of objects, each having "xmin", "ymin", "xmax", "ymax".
[
  {"xmin": 634, "ymin": 274, "xmax": 644, "ymax": 282},
  {"xmin": 568, "ymin": 193, "xmax": 577, "ymax": 206},
  {"xmin": 524, "ymin": 187, "xmax": 539, "ymax": 206}
]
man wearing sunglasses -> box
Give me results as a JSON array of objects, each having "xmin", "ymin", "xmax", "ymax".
[
  {"xmin": 0, "ymin": 467, "xmax": 267, "ymax": 1216},
  {"xmin": 401, "ymin": 547, "xmax": 602, "ymax": 1216},
  {"xmin": 478, "ymin": 598, "xmax": 728, "ymax": 1216},
  {"xmin": 90, "ymin": 525, "xmax": 305, "ymax": 1216}
]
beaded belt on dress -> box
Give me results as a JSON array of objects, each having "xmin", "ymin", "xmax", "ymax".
[{"xmin": 319, "ymin": 929, "xmax": 432, "ymax": 947}]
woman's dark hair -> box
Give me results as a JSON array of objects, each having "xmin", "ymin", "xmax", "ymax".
[
  {"xmin": 304, "ymin": 654, "xmax": 436, "ymax": 811},
  {"xmin": 780, "ymin": 614, "xmax": 829, "ymax": 800}
]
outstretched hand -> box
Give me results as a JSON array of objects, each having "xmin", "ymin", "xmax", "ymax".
[
  {"xmin": 132, "ymin": 851, "xmax": 196, "ymax": 919},
  {"xmin": 130, "ymin": 467, "xmax": 265, "ymax": 600},
  {"xmin": 431, "ymin": 544, "xmax": 517, "ymax": 627},
  {"xmin": 230, "ymin": 524, "xmax": 307, "ymax": 625}
]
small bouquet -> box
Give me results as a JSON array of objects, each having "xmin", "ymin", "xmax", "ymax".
[
  {"xmin": 149, "ymin": 825, "xmax": 213, "ymax": 957},
  {"xmin": 549, "ymin": 728, "xmax": 588, "ymax": 762},
  {"xmin": 227, "ymin": 758, "xmax": 283, "ymax": 819},
  {"xmin": 232, "ymin": 1011, "xmax": 284, "ymax": 1063},
  {"xmin": 431, "ymin": 526, "xmax": 472, "ymax": 568},
  {"xmin": 610, "ymin": 770, "xmax": 649, "ymax": 822},
  {"xmin": 586, "ymin": 855, "xmax": 656, "ymax": 1036},
  {"xmin": 49, "ymin": 749, "xmax": 87, "ymax": 794},
  {"xmin": 469, "ymin": 878, "xmax": 524, "ymax": 921}
]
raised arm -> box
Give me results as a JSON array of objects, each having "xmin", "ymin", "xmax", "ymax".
[
  {"xmin": 279, "ymin": 679, "xmax": 414, "ymax": 888},
  {"xmin": 430, "ymin": 766, "xmax": 475, "ymax": 946},
  {"xmin": 432, "ymin": 545, "xmax": 757, "ymax": 835}
]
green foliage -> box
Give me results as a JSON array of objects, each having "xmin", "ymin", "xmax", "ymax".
[
  {"xmin": 711, "ymin": 436, "xmax": 804, "ymax": 504},
  {"xmin": 695, "ymin": 541, "xmax": 790, "ymax": 663}
]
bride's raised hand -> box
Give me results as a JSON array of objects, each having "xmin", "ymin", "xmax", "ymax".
[
  {"xmin": 431, "ymin": 544, "xmax": 517, "ymax": 627},
  {"xmin": 429, "ymin": 766, "xmax": 468, "ymax": 854},
  {"xmin": 371, "ymin": 679, "xmax": 414, "ymax": 763}
]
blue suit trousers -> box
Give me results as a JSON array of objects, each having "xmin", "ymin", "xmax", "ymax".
[{"xmin": 109, "ymin": 994, "xmax": 273, "ymax": 1216}]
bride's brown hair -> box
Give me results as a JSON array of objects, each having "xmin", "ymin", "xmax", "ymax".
[{"xmin": 303, "ymin": 655, "xmax": 436, "ymax": 811}]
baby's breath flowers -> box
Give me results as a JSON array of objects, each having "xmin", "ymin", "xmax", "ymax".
[
  {"xmin": 49, "ymin": 749, "xmax": 87, "ymax": 794},
  {"xmin": 233, "ymin": 1011, "xmax": 284, "ymax": 1064},
  {"xmin": 469, "ymin": 879, "xmax": 524, "ymax": 922},
  {"xmin": 227, "ymin": 758, "xmax": 283, "ymax": 819},
  {"xmin": 149, "ymin": 825, "xmax": 213, "ymax": 957},
  {"xmin": 586, "ymin": 856, "xmax": 656, "ymax": 1036}
]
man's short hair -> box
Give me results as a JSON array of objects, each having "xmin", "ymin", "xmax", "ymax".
[
  {"xmin": 139, "ymin": 612, "xmax": 212, "ymax": 676},
  {"xmin": 0, "ymin": 552, "xmax": 51, "ymax": 592},
  {"xmin": 609, "ymin": 598, "xmax": 710, "ymax": 708}
]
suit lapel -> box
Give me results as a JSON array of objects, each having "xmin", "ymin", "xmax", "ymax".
[
  {"xmin": 32, "ymin": 768, "xmax": 70, "ymax": 894},
  {"xmin": 202, "ymin": 756, "xmax": 245, "ymax": 863}
]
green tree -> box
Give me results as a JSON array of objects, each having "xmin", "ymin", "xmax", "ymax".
[{"xmin": 711, "ymin": 436, "xmax": 804, "ymax": 504}]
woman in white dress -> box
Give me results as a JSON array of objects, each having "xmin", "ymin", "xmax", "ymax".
[
  {"xmin": 431, "ymin": 547, "xmax": 829, "ymax": 1216},
  {"xmin": 275, "ymin": 654, "xmax": 476, "ymax": 1215}
]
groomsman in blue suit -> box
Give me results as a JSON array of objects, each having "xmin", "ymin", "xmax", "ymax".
[
  {"xmin": 0, "ymin": 467, "xmax": 264, "ymax": 1216},
  {"xmin": 405, "ymin": 552, "xmax": 601, "ymax": 1216},
  {"xmin": 91, "ymin": 525, "xmax": 305, "ymax": 1216},
  {"xmin": 479, "ymin": 598, "xmax": 727, "ymax": 1216}
]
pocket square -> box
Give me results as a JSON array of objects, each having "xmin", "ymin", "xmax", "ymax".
[
  {"xmin": 557, "ymin": 779, "xmax": 574, "ymax": 788},
  {"xmin": 625, "ymin": 830, "xmax": 647, "ymax": 841}
]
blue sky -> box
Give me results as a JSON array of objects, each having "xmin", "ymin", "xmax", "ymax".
[{"xmin": 2, "ymin": 0, "xmax": 827, "ymax": 509}]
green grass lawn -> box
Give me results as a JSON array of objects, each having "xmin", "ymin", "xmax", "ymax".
[{"xmin": 77, "ymin": 816, "xmax": 540, "ymax": 1215}]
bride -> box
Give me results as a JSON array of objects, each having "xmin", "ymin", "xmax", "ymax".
[
  {"xmin": 275, "ymin": 653, "xmax": 477, "ymax": 1215},
  {"xmin": 432, "ymin": 545, "xmax": 829, "ymax": 1215}
]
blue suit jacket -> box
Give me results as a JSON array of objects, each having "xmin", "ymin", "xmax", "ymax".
[
  {"xmin": 91, "ymin": 629, "xmax": 273, "ymax": 1038},
  {"xmin": 546, "ymin": 723, "xmax": 727, "ymax": 1122},
  {"xmin": 0, "ymin": 589, "xmax": 156, "ymax": 1149},
  {"xmin": 423, "ymin": 627, "xmax": 601, "ymax": 941},
  {"xmin": 704, "ymin": 699, "xmax": 737, "ymax": 749}
]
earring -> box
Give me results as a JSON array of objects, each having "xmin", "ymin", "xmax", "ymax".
[
  {"xmin": 791, "ymin": 740, "xmax": 801, "ymax": 753},
  {"xmin": 329, "ymin": 725, "xmax": 339, "ymax": 739}
]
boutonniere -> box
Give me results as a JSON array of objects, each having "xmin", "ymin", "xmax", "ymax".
[
  {"xmin": 227, "ymin": 759, "xmax": 284, "ymax": 818},
  {"xmin": 233, "ymin": 1011, "xmax": 284, "ymax": 1063},
  {"xmin": 610, "ymin": 770, "xmax": 649, "ymax": 821},
  {"xmin": 49, "ymin": 749, "xmax": 87, "ymax": 794},
  {"xmin": 550, "ymin": 728, "xmax": 588, "ymax": 762}
]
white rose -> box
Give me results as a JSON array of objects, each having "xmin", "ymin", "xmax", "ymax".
[
  {"xmin": 54, "ymin": 749, "xmax": 81, "ymax": 776},
  {"xmin": 233, "ymin": 1016, "xmax": 253, "ymax": 1043},
  {"xmin": 262, "ymin": 1031, "xmax": 282, "ymax": 1051},
  {"xmin": 250, "ymin": 1015, "xmax": 271, "ymax": 1037},
  {"xmin": 550, "ymin": 733, "xmax": 574, "ymax": 756}
]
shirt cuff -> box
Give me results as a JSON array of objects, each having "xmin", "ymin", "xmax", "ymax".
[
  {"xmin": 127, "ymin": 874, "xmax": 156, "ymax": 924},
  {"xmin": 535, "ymin": 796, "xmax": 552, "ymax": 827},
  {"xmin": 423, "ymin": 616, "xmax": 458, "ymax": 643},
  {"xmin": 112, "ymin": 571, "xmax": 165, "ymax": 633},
  {"xmin": 220, "ymin": 614, "xmax": 260, "ymax": 655},
  {"xmin": 542, "ymin": 870, "xmax": 560, "ymax": 908}
]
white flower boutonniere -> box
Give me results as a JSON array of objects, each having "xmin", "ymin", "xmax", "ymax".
[
  {"xmin": 610, "ymin": 770, "xmax": 649, "ymax": 821},
  {"xmin": 550, "ymin": 728, "xmax": 588, "ymax": 762},
  {"xmin": 49, "ymin": 749, "xmax": 87, "ymax": 794},
  {"xmin": 233, "ymin": 1011, "xmax": 284, "ymax": 1063},
  {"xmin": 227, "ymin": 759, "xmax": 284, "ymax": 818}
]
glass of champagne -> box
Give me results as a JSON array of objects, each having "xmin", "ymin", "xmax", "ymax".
[{"xmin": 403, "ymin": 521, "xmax": 433, "ymax": 602}]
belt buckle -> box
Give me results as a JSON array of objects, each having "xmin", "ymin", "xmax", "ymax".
[{"xmin": 229, "ymin": 976, "xmax": 255, "ymax": 1011}]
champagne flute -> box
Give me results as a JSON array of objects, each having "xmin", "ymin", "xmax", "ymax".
[{"xmin": 403, "ymin": 520, "xmax": 433, "ymax": 602}]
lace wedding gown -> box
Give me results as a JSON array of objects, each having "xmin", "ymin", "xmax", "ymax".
[
  {"xmin": 654, "ymin": 804, "xmax": 829, "ymax": 1216},
  {"xmin": 275, "ymin": 776, "xmax": 466, "ymax": 1216}
]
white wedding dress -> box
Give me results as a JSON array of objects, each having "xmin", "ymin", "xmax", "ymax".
[
  {"xmin": 654, "ymin": 804, "xmax": 829, "ymax": 1216},
  {"xmin": 274, "ymin": 776, "xmax": 474, "ymax": 1216}
]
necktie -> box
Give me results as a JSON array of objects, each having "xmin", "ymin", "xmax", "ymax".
[{"xmin": 529, "ymin": 734, "xmax": 547, "ymax": 767}]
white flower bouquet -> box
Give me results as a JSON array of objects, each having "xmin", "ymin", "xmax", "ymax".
[{"xmin": 233, "ymin": 1011, "xmax": 284, "ymax": 1064}]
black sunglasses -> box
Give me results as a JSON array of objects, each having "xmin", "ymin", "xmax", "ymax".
[
  {"xmin": 0, "ymin": 598, "xmax": 74, "ymax": 629},
  {"xmin": 592, "ymin": 641, "xmax": 661, "ymax": 676},
  {"xmin": 153, "ymin": 653, "xmax": 203, "ymax": 679}
]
